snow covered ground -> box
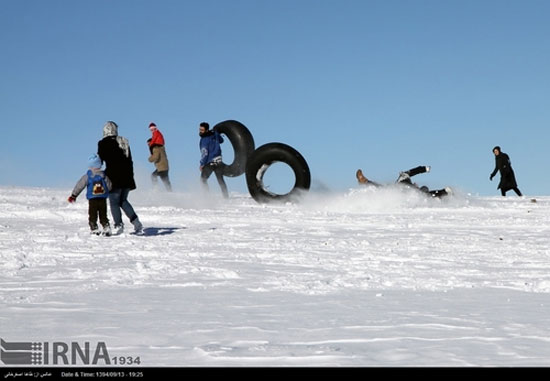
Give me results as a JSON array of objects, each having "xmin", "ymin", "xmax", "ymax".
[{"xmin": 1, "ymin": 185, "xmax": 549, "ymax": 366}]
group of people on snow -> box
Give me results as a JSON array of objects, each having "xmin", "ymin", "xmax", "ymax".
[
  {"xmin": 69, "ymin": 121, "xmax": 227, "ymax": 236},
  {"xmin": 67, "ymin": 119, "xmax": 524, "ymax": 236}
]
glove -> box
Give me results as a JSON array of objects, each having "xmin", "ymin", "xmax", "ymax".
[
  {"xmin": 68, "ymin": 195, "xmax": 76, "ymax": 203},
  {"xmin": 489, "ymin": 174, "xmax": 494, "ymax": 181}
]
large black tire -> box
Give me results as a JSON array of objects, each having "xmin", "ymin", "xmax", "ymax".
[
  {"xmin": 246, "ymin": 143, "xmax": 311, "ymax": 203},
  {"xmin": 212, "ymin": 120, "xmax": 255, "ymax": 177}
]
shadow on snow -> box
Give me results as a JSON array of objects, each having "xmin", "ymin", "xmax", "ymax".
[{"xmin": 140, "ymin": 227, "xmax": 185, "ymax": 237}]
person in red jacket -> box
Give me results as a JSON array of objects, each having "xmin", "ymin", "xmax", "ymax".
[
  {"xmin": 147, "ymin": 122, "xmax": 172, "ymax": 191},
  {"xmin": 148, "ymin": 122, "xmax": 165, "ymax": 146}
]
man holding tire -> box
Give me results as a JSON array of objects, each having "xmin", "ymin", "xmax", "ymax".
[{"xmin": 199, "ymin": 122, "xmax": 229, "ymax": 199}]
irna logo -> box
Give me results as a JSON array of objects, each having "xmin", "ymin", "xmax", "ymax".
[{"xmin": 1, "ymin": 339, "xmax": 111, "ymax": 366}]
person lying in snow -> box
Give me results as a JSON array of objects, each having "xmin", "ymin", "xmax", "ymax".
[{"xmin": 356, "ymin": 166, "xmax": 452, "ymax": 198}]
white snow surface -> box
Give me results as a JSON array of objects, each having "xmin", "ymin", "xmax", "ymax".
[{"xmin": 1, "ymin": 185, "xmax": 550, "ymax": 366}]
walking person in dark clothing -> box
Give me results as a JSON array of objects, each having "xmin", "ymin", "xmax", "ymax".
[
  {"xmin": 199, "ymin": 122, "xmax": 229, "ymax": 199},
  {"xmin": 98, "ymin": 121, "xmax": 143, "ymax": 234},
  {"xmin": 490, "ymin": 146, "xmax": 522, "ymax": 197}
]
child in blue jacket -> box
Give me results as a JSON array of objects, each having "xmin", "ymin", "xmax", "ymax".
[{"xmin": 68, "ymin": 154, "xmax": 113, "ymax": 236}]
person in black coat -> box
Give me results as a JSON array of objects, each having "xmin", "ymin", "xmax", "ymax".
[
  {"xmin": 98, "ymin": 121, "xmax": 143, "ymax": 234},
  {"xmin": 490, "ymin": 146, "xmax": 522, "ymax": 197}
]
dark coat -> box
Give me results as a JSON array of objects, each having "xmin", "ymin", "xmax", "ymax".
[
  {"xmin": 98, "ymin": 136, "xmax": 137, "ymax": 190},
  {"xmin": 491, "ymin": 152, "xmax": 518, "ymax": 191}
]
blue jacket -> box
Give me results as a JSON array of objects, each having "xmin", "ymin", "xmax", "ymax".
[
  {"xmin": 71, "ymin": 169, "xmax": 112, "ymax": 200},
  {"xmin": 199, "ymin": 131, "xmax": 224, "ymax": 166},
  {"xmin": 86, "ymin": 170, "xmax": 109, "ymax": 199}
]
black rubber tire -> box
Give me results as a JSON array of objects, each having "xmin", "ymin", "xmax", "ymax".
[
  {"xmin": 212, "ymin": 120, "xmax": 255, "ymax": 178},
  {"xmin": 246, "ymin": 142, "xmax": 311, "ymax": 203}
]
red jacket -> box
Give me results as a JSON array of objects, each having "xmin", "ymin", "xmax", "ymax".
[{"xmin": 148, "ymin": 130, "xmax": 165, "ymax": 147}]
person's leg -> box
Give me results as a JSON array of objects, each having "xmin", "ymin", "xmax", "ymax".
[
  {"xmin": 88, "ymin": 200, "xmax": 99, "ymax": 232},
  {"xmin": 97, "ymin": 198, "xmax": 111, "ymax": 235},
  {"xmin": 214, "ymin": 165, "xmax": 229, "ymax": 198},
  {"xmin": 397, "ymin": 166, "xmax": 430, "ymax": 184},
  {"xmin": 356, "ymin": 169, "xmax": 368, "ymax": 184},
  {"xmin": 357, "ymin": 169, "xmax": 381, "ymax": 187},
  {"xmin": 151, "ymin": 170, "xmax": 160, "ymax": 189},
  {"xmin": 118, "ymin": 188, "xmax": 138, "ymax": 220},
  {"xmin": 108, "ymin": 188, "xmax": 123, "ymax": 227},
  {"xmin": 201, "ymin": 165, "xmax": 214, "ymax": 191},
  {"xmin": 513, "ymin": 187, "xmax": 523, "ymax": 196},
  {"xmin": 98, "ymin": 198, "xmax": 110, "ymax": 228},
  {"xmin": 428, "ymin": 188, "xmax": 449, "ymax": 198},
  {"xmin": 159, "ymin": 171, "xmax": 172, "ymax": 192},
  {"xmin": 501, "ymin": 188, "xmax": 507, "ymax": 196},
  {"xmin": 406, "ymin": 166, "xmax": 430, "ymax": 178},
  {"xmin": 118, "ymin": 188, "xmax": 142, "ymax": 232}
]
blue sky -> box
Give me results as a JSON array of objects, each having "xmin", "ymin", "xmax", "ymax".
[{"xmin": 1, "ymin": 0, "xmax": 549, "ymax": 196}]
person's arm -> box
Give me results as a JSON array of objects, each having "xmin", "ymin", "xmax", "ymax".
[
  {"xmin": 69, "ymin": 174, "xmax": 88, "ymax": 201},
  {"xmin": 490, "ymin": 158, "xmax": 498, "ymax": 180},
  {"xmin": 200, "ymin": 140, "xmax": 209, "ymax": 168},
  {"xmin": 97, "ymin": 140, "xmax": 106, "ymax": 164},
  {"xmin": 104, "ymin": 175, "xmax": 113, "ymax": 191},
  {"xmin": 149, "ymin": 147, "xmax": 160, "ymax": 163}
]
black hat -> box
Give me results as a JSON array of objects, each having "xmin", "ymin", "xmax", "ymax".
[{"xmin": 199, "ymin": 122, "xmax": 210, "ymax": 130}]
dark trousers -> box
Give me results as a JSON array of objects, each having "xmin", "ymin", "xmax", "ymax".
[
  {"xmin": 405, "ymin": 166, "xmax": 429, "ymax": 178},
  {"xmin": 152, "ymin": 170, "xmax": 172, "ymax": 191},
  {"xmin": 201, "ymin": 162, "xmax": 229, "ymax": 198},
  {"xmin": 501, "ymin": 187, "xmax": 522, "ymax": 197},
  {"xmin": 426, "ymin": 188, "xmax": 449, "ymax": 198},
  {"xmin": 88, "ymin": 198, "xmax": 110, "ymax": 231}
]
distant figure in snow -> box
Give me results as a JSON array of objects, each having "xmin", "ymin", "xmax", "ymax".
[
  {"xmin": 68, "ymin": 154, "xmax": 112, "ymax": 236},
  {"xmin": 199, "ymin": 122, "xmax": 229, "ymax": 199},
  {"xmin": 490, "ymin": 146, "xmax": 522, "ymax": 197},
  {"xmin": 356, "ymin": 165, "xmax": 451, "ymax": 198},
  {"xmin": 98, "ymin": 121, "xmax": 143, "ymax": 235},
  {"xmin": 147, "ymin": 122, "xmax": 172, "ymax": 192}
]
